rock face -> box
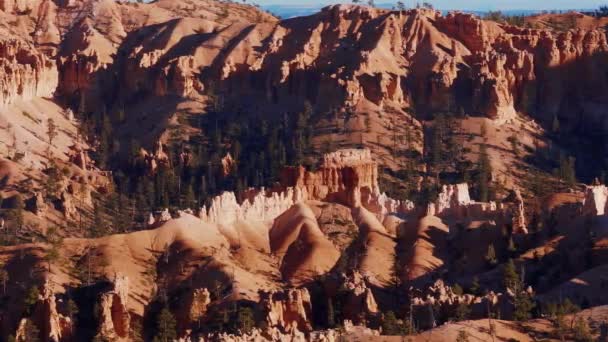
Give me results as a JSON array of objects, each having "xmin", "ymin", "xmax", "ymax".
[
  {"xmin": 200, "ymin": 188, "xmax": 306, "ymax": 226},
  {"xmin": 431, "ymin": 183, "xmax": 527, "ymax": 233},
  {"xmin": 260, "ymin": 288, "xmax": 313, "ymax": 333},
  {"xmin": 0, "ymin": 34, "xmax": 58, "ymax": 106},
  {"xmin": 201, "ymin": 149, "xmax": 411, "ymax": 225},
  {"xmin": 411, "ymin": 279, "xmax": 509, "ymax": 329},
  {"xmin": 435, "ymin": 183, "xmax": 472, "ymax": 216},
  {"xmin": 176, "ymin": 287, "xmax": 211, "ymax": 332},
  {"xmin": 281, "ymin": 149, "xmax": 380, "ymax": 208},
  {"xmin": 96, "ymin": 274, "xmax": 130, "ymax": 341},
  {"xmin": 341, "ymin": 271, "xmax": 379, "ymax": 323},
  {"xmin": 583, "ymin": 185, "xmax": 608, "ymax": 216},
  {"xmin": 16, "ymin": 281, "xmax": 73, "ymax": 342},
  {"xmin": 98, "ymin": 4, "xmax": 608, "ymax": 130}
]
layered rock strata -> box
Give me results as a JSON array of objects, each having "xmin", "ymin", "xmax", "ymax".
[
  {"xmin": 96, "ymin": 274, "xmax": 130, "ymax": 341},
  {"xmin": 260, "ymin": 288, "xmax": 313, "ymax": 333},
  {"xmin": 0, "ymin": 35, "xmax": 58, "ymax": 106}
]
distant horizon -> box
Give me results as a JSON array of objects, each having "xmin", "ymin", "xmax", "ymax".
[{"xmin": 257, "ymin": 1, "xmax": 607, "ymax": 11}]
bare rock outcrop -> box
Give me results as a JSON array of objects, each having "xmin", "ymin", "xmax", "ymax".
[
  {"xmin": 96, "ymin": 274, "xmax": 130, "ymax": 341},
  {"xmin": 583, "ymin": 184, "xmax": 608, "ymax": 216},
  {"xmin": 176, "ymin": 287, "xmax": 211, "ymax": 332},
  {"xmin": 281, "ymin": 149, "xmax": 380, "ymax": 208},
  {"xmin": 200, "ymin": 187, "xmax": 306, "ymax": 226},
  {"xmin": 200, "ymin": 149, "xmax": 412, "ymax": 226},
  {"xmin": 0, "ymin": 34, "xmax": 58, "ymax": 106},
  {"xmin": 411, "ymin": 279, "xmax": 508, "ymax": 329},
  {"xmin": 260, "ymin": 288, "xmax": 313, "ymax": 334},
  {"xmin": 58, "ymin": 191, "xmax": 77, "ymax": 219},
  {"xmin": 435, "ymin": 183, "xmax": 472, "ymax": 217},
  {"xmin": 341, "ymin": 271, "xmax": 379, "ymax": 323},
  {"xmin": 15, "ymin": 281, "xmax": 73, "ymax": 342}
]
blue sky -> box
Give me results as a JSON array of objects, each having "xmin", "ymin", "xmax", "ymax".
[{"xmin": 257, "ymin": 0, "xmax": 606, "ymax": 10}]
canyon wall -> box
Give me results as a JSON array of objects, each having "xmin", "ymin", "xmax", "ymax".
[
  {"xmin": 88, "ymin": 5, "xmax": 608, "ymax": 129},
  {"xmin": 0, "ymin": 35, "xmax": 58, "ymax": 106}
]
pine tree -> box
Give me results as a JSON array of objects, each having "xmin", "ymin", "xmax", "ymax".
[
  {"xmin": 558, "ymin": 154, "xmax": 577, "ymax": 187},
  {"xmin": 45, "ymin": 244, "xmax": 60, "ymax": 273},
  {"xmin": 470, "ymin": 276, "xmax": 480, "ymax": 295},
  {"xmin": 0, "ymin": 261, "xmax": 8, "ymax": 295},
  {"xmin": 552, "ymin": 115, "xmax": 560, "ymax": 134},
  {"xmin": 154, "ymin": 307, "xmax": 177, "ymax": 342},
  {"xmin": 8, "ymin": 194, "xmax": 25, "ymax": 232},
  {"xmin": 452, "ymin": 284, "xmax": 464, "ymax": 295},
  {"xmin": 573, "ymin": 317, "xmax": 593, "ymax": 342},
  {"xmin": 503, "ymin": 259, "xmax": 519, "ymax": 291},
  {"xmin": 47, "ymin": 119, "xmax": 58, "ymax": 146},
  {"xmin": 507, "ymin": 236, "xmax": 517, "ymax": 253},
  {"xmin": 456, "ymin": 329, "xmax": 469, "ymax": 342},
  {"xmin": 485, "ymin": 244, "xmax": 497, "ymax": 266},
  {"xmin": 23, "ymin": 286, "xmax": 40, "ymax": 316},
  {"xmin": 513, "ymin": 291, "xmax": 536, "ymax": 321},
  {"xmin": 327, "ymin": 297, "xmax": 336, "ymax": 328},
  {"xmin": 477, "ymin": 144, "xmax": 492, "ymax": 202},
  {"xmin": 66, "ymin": 299, "xmax": 79, "ymax": 323},
  {"xmin": 44, "ymin": 160, "xmax": 63, "ymax": 198},
  {"xmin": 454, "ymin": 303, "xmax": 471, "ymax": 322},
  {"xmin": 19, "ymin": 320, "xmax": 40, "ymax": 342},
  {"xmin": 381, "ymin": 311, "xmax": 407, "ymax": 335},
  {"xmin": 237, "ymin": 306, "xmax": 255, "ymax": 334}
]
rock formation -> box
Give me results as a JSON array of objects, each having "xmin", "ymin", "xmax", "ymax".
[
  {"xmin": 15, "ymin": 281, "xmax": 73, "ymax": 342},
  {"xmin": 260, "ymin": 288, "xmax": 313, "ymax": 333},
  {"xmin": 200, "ymin": 188, "xmax": 306, "ymax": 226},
  {"xmin": 583, "ymin": 184, "xmax": 608, "ymax": 216},
  {"xmin": 96, "ymin": 274, "xmax": 130, "ymax": 341},
  {"xmin": 282, "ymin": 149, "xmax": 379, "ymax": 208},
  {"xmin": 435, "ymin": 183, "xmax": 472, "ymax": 217},
  {"xmin": 341, "ymin": 271, "xmax": 379, "ymax": 323},
  {"xmin": 411, "ymin": 279, "xmax": 506, "ymax": 328},
  {"xmin": 58, "ymin": 191, "xmax": 77, "ymax": 219},
  {"xmin": 0, "ymin": 34, "xmax": 58, "ymax": 106},
  {"xmin": 91, "ymin": 4, "xmax": 608, "ymax": 131}
]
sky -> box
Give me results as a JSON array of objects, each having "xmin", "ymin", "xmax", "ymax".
[{"xmin": 257, "ymin": 0, "xmax": 607, "ymax": 11}]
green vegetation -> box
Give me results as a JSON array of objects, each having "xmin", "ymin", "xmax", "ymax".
[
  {"xmin": 153, "ymin": 307, "xmax": 177, "ymax": 342},
  {"xmin": 484, "ymin": 11, "xmax": 528, "ymax": 27}
]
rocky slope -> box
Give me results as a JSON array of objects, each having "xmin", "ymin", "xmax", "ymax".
[
  {"xmin": 1, "ymin": 148, "xmax": 605, "ymax": 340},
  {"xmin": 1, "ymin": 1, "xmax": 608, "ymax": 341}
]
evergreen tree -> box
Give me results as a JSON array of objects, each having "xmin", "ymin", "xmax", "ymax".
[
  {"xmin": 130, "ymin": 319, "xmax": 144, "ymax": 342},
  {"xmin": 44, "ymin": 226, "xmax": 63, "ymax": 272},
  {"xmin": 23, "ymin": 286, "xmax": 40, "ymax": 316},
  {"xmin": 44, "ymin": 160, "xmax": 63, "ymax": 198},
  {"xmin": 558, "ymin": 154, "xmax": 577, "ymax": 187},
  {"xmin": 507, "ymin": 236, "xmax": 517, "ymax": 253},
  {"xmin": 477, "ymin": 144, "xmax": 492, "ymax": 202},
  {"xmin": 454, "ymin": 303, "xmax": 471, "ymax": 322},
  {"xmin": 153, "ymin": 307, "xmax": 177, "ymax": 342},
  {"xmin": 66, "ymin": 299, "xmax": 79, "ymax": 324},
  {"xmin": 47, "ymin": 119, "xmax": 58, "ymax": 146},
  {"xmin": 513, "ymin": 291, "xmax": 536, "ymax": 321},
  {"xmin": 19, "ymin": 320, "xmax": 39, "ymax": 342},
  {"xmin": 381, "ymin": 311, "xmax": 408, "ymax": 335},
  {"xmin": 0, "ymin": 266, "xmax": 8, "ymax": 295},
  {"xmin": 7, "ymin": 194, "xmax": 25, "ymax": 232},
  {"xmin": 469, "ymin": 276, "xmax": 480, "ymax": 296},
  {"xmin": 552, "ymin": 115, "xmax": 560, "ymax": 134},
  {"xmin": 485, "ymin": 244, "xmax": 497, "ymax": 266},
  {"xmin": 237, "ymin": 306, "xmax": 255, "ymax": 334},
  {"xmin": 503, "ymin": 259, "xmax": 519, "ymax": 291},
  {"xmin": 456, "ymin": 329, "xmax": 469, "ymax": 342},
  {"xmin": 452, "ymin": 284, "xmax": 464, "ymax": 295},
  {"xmin": 573, "ymin": 317, "xmax": 593, "ymax": 342},
  {"xmin": 327, "ymin": 297, "xmax": 336, "ymax": 328}
]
